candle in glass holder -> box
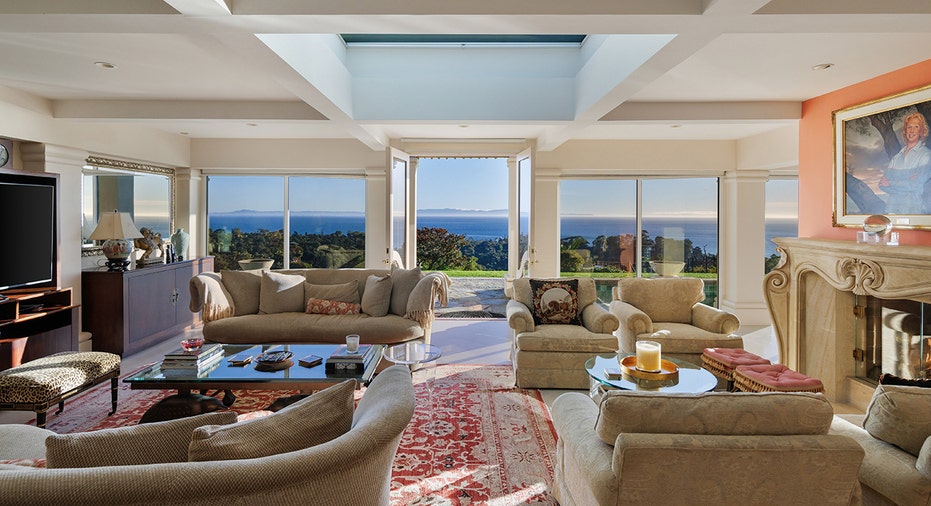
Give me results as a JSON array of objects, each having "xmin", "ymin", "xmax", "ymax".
[{"xmin": 635, "ymin": 340, "xmax": 662, "ymax": 372}]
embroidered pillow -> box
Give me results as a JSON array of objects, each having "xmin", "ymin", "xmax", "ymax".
[
  {"xmin": 306, "ymin": 297, "xmax": 362, "ymax": 315},
  {"xmin": 529, "ymin": 278, "xmax": 581, "ymax": 325}
]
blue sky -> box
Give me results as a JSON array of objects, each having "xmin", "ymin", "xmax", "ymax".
[{"xmin": 207, "ymin": 158, "xmax": 798, "ymax": 219}]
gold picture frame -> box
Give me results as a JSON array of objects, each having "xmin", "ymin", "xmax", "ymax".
[{"xmin": 834, "ymin": 83, "xmax": 931, "ymax": 229}]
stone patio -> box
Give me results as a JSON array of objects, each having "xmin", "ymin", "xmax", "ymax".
[{"xmin": 437, "ymin": 277, "xmax": 509, "ymax": 318}]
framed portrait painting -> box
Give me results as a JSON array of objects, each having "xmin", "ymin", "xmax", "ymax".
[{"xmin": 834, "ymin": 83, "xmax": 931, "ymax": 229}]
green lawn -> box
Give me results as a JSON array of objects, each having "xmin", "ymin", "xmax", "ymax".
[{"xmin": 439, "ymin": 270, "xmax": 716, "ymax": 279}]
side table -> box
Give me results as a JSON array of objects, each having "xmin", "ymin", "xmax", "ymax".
[{"xmin": 383, "ymin": 342, "xmax": 443, "ymax": 462}]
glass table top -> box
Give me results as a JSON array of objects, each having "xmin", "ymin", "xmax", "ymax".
[
  {"xmin": 124, "ymin": 344, "xmax": 384, "ymax": 386},
  {"xmin": 382, "ymin": 342, "xmax": 442, "ymax": 365},
  {"xmin": 585, "ymin": 353, "xmax": 718, "ymax": 393}
]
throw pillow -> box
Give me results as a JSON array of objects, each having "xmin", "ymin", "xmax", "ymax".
[
  {"xmin": 863, "ymin": 383, "xmax": 931, "ymax": 456},
  {"xmin": 304, "ymin": 280, "xmax": 360, "ymax": 304},
  {"xmin": 361, "ymin": 274, "xmax": 392, "ymax": 317},
  {"xmin": 258, "ymin": 271, "xmax": 306, "ymax": 314},
  {"xmin": 45, "ymin": 411, "xmax": 238, "ymax": 468},
  {"xmin": 306, "ymin": 297, "xmax": 362, "ymax": 315},
  {"xmin": 389, "ymin": 267, "xmax": 422, "ymax": 316},
  {"xmin": 0, "ymin": 458, "xmax": 46, "ymax": 469},
  {"xmin": 529, "ymin": 278, "xmax": 581, "ymax": 325},
  {"xmin": 188, "ymin": 379, "xmax": 356, "ymax": 462},
  {"xmin": 221, "ymin": 269, "xmax": 263, "ymax": 315}
]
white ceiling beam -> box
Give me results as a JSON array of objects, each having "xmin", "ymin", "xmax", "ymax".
[
  {"xmin": 702, "ymin": 0, "xmax": 771, "ymax": 16},
  {"xmin": 600, "ymin": 101, "xmax": 801, "ymax": 122},
  {"xmin": 162, "ymin": 0, "xmax": 231, "ymax": 16},
  {"xmin": 52, "ymin": 100, "xmax": 326, "ymax": 120}
]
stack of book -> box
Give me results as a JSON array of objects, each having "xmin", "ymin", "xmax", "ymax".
[
  {"xmin": 160, "ymin": 343, "xmax": 224, "ymax": 377},
  {"xmin": 326, "ymin": 344, "xmax": 376, "ymax": 372}
]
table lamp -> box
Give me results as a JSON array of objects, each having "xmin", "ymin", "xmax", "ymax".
[{"xmin": 89, "ymin": 210, "xmax": 143, "ymax": 271}]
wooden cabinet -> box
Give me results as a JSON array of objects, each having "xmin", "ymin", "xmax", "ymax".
[
  {"xmin": 0, "ymin": 288, "xmax": 79, "ymax": 370},
  {"xmin": 82, "ymin": 257, "xmax": 213, "ymax": 357}
]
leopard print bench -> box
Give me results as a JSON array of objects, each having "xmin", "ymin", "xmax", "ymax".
[{"xmin": 0, "ymin": 351, "xmax": 120, "ymax": 427}]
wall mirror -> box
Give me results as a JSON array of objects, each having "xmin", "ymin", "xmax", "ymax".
[{"xmin": 82, "ymin": 156, "xmax": 174, "ymax": 256}]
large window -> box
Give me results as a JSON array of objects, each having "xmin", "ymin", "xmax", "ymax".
[
  {"xmin": 560, "ymin": 177, "xmax": 719, "ymax": 304},
  {"xmin": 764, "ymin": 178, "xmax": 799, "ymax": 273},
  {"xmin": 207, "ymin": 175, "xmax": 364, "ymax": 271}
]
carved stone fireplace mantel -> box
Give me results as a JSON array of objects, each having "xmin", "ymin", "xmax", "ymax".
[{"xmin": 764, "ymin": 237, "xmax": 931, "ymax": 407}]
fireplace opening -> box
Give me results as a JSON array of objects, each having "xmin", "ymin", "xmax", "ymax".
[{"xmin": 856, "ymin": 296, "xmax": 930, "ymax": 382}]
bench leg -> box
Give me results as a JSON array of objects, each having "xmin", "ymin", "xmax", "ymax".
[
  {"xmin": 35, "ymin": 410, "xmax": 47, "ymax": 428},
  {"xmin": 109, "ymin": 376, "xmax": 118, "ymax": 416},
  {"xmin": 56, "ymin": 400, "xmax": 65, "ymax": 415}
]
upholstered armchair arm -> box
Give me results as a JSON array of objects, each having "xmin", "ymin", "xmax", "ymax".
[
  {"xmin": 189, "ymin": 272, "xmax": 235, "ymax": 322},
  {"xmin": 609, "ymin": 301, "xmax": 652, "ymax": 353},
  {"xmin": 551, "ymin": 393, "xmax": 617, "ymax": 503},
  {"xmin": 691, "ymin": 303, "xmax": 740, "ymax": 334},
  {"xmin": 581, "ymin": 303, "xmax": 620, "ymax": 334},
  {"xmin": 507, "ymin": 299, "xmax": 535, "ymax": 334}
]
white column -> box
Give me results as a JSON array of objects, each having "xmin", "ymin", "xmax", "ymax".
[
  {"xmin": 719, "ymin": 169, "xmax": 770, "ymax": 325},
  {"xmin": 20, "ymin": 143, "xmax": 89, "ymax": 305},
  {"xmin": 174, "ymin": 168, "xmax": 203, "ymax": 259},
  {"xmin": 364, "ymin": 167, "xmax": 387, "ymax": 269},
  {"xmin": 507, "ymin": 156, "xmax": 519, "ymax": 276},
  {"xmin": 531, "ymin": 168, "xmax": 561, "ymax": 277},
  {"xmin": 408, "ymin": 157, "xmax": 418, "ymax": 269}
]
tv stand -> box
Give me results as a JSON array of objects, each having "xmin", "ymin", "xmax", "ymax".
[{"xmin": 0, "ymin": 288, "xmax": 78, "ymax": 370}]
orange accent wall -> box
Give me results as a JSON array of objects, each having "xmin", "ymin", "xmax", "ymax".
[{"xmin": 799, "ymin": 58, "xmax": 931, "ymax": 245}]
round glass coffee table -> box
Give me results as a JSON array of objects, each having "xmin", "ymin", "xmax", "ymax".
[{"xmin": 585, "ymin": 353, "xmax": 717, "ymax": 401}]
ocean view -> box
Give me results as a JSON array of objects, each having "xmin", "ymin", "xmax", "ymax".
[{"xmin": 208, "ymin": 212, "xmax": 797, "ymax": 257}]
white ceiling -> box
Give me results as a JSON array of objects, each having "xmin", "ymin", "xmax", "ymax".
[{"xmin": 0, "ymin": 0, "xmax": 929, "ymax": 151}]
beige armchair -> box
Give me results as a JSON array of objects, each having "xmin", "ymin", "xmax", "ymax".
[
  {"xmin": 508, "ymin": 277, "xmax": 619, "ymax": 389},
  {"xmin": 609, "ymin": 277, "xmax": 742, "ymax": 367},
  {"xmin": 552, "ymin": 390, "xmax": 864, "ymax": 505}
]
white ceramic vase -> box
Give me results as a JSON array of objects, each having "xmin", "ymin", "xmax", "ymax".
[{"xmin": 170, "ymin": 228, "xmax": 190, "ymax": 260}]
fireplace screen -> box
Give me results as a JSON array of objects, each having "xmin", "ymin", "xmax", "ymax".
[{"xmin": 856, "ymin": 296, "xmax": 930, "ymax": 382}]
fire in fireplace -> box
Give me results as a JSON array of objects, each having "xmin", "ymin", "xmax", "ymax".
[{"xmin": 856, "ymin": 297, "xmax": 929, "ymax": 382}]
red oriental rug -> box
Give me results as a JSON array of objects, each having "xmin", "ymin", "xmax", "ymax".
[{"xmin": 33, "ymin": 364, "xmax": 558, "ymax": 506}]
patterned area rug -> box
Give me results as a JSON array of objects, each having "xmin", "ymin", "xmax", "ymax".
[{"xmin": 33, "ymin": 364, "xmax": 558, "ymax": 505}]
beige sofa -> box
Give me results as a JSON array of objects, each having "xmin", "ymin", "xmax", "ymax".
[
  {"xmin": 552, "ymin": 390, "xmax": 864, "ymax": 505},
  {"xmin": 609, "ymin": 277, "xmax": 742, "ymax": 366},
  {"xmin": 190, "ymin": 267, "xmax": 448, "ymax": 346},
  {"xmin": 829, "ymin": 384, "xmax": 931, "ymax": 505},
  {"xmin": 507, "ymin": 277, "xmax": 620, "ymax": 389},
  {"xmin": 0, "ymin": 365, "xmax": 415, "ymax": 506}
]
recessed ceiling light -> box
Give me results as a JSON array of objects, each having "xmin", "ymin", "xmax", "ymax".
[
  {"xmin": 180, "ymin": 132, "xmax": 189, "ymax": 136},
  {"xmin": 459, "ymin": 125, "xmax": 469, "ymax": 128},
  {"xmin": 94, "ymin": 61, "xmax": 117, "ymax": 69},
  {"xmin": 246, "ymin": 123, "xmax": 258, "ymax": 127},
  {"xmin": 812, "ymin": 63, "xmax": 834, "ymax": 71},
  {"xmin": 670, "ymin": 124, "xmax": 682, "ymax": 128}
]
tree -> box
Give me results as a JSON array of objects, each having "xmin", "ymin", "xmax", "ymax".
[{"xmin": 416, "ymin": 227, "xmax": 474, "ymax": 270}]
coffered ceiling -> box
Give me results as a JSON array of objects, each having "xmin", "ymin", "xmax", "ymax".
[{"xmin": 0, "ymin": 0, "xmax": 929, "ymax": 151}]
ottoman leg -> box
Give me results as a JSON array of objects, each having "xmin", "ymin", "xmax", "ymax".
[
  {"xmin": 109, "ymin": 376, "xmax": 118, "ymax": 415},
  {"xmin": 56, "ymin": 400, "xmax": 65, "ymax": 415},
  {"xmin": 36, "ymin": 410, "xmax": 47, "ymax": 428}
]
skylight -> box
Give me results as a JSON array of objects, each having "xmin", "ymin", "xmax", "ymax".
[{"xmin": 340, "ymin": 34, "xmax": 587, "ymax": 47}]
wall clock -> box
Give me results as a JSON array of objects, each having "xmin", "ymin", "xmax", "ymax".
[{"xmin": 0, "ymin": 139, "xmax": 10, "ymax": 168}]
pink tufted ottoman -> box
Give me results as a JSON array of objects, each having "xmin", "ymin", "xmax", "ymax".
[
  {"xmin": 732, "ymin": 363, "xmax": 825, "ymax": 393},
  {"xmin": 701, "ymin": 348, "xmax": 771, "ymax": 390}
]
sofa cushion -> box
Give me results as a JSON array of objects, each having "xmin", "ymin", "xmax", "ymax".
[
  {"xmin": 389, "ymin": 267, "xmax": 421, "ymax": 316},
  {"xmin": 306, "ymin": 297, "xmax": 361, "ymax": 315},
  {"xmin": 304, "ymin": 280, "xmax": 360, "ymax": 304},
  {"xmin": 595, "ymin": 391, "xmax": 833, "ymax": 445},
  {"xmin": 863, "ymin": 383, "xmax": 931, "ymax": 456},
  {"xmin": 529, "ymin": 278, "xmax": 581, "ymax": 325},
  {"xmin": 45, "ymin": 411, "xmax": 239, "ymax": 468},
  {"xmin": 203, "ymin": 312, "xmax": 425, "ymax": 345},
  {"xmin": 188, "ymin": 379, "xmax": 356, "ymax": 462},
  {"xmin": 618, "ymin": 277, "xmax": 705, "ymax": 324},
  {"xmin": 220, "ymin": 269, "xmax": 263, "ymax": 316},
  {"xmin": 259, "ymin": 271, "xmax": 306, "ymax": 314},
  {"xmin": 361, "ymin": 274, "xmax": 392, "ymax": 317}
]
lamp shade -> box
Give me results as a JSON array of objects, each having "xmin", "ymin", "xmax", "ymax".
[{"xmin": 88, "ymin": 210, "xmax": 143, "ymax": 240}]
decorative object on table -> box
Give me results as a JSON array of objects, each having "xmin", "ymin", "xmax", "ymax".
[
  {"xmin": 834, "ymin": 84, "xmax": 931, "ymax": 230},
  {"xmin": 857, "ymin": 214, "xmax": 895, "ymax": 244},
  {"xmin": 160, "ymin": 342, "xmax": 224, "ymax": 378},
  {"xmin": 133, "ymin": 227, "xmax": 164, "ymax": 265},
  {"xmin": 345, "ymin": 334, "xmax": 360, "ymax": 353},
  {"xmin": 634, "ymin": 340, "xmax": 662, "ymax": 372},
  {"xmin": 254, "ymin": 350, "xmax": 294, "ymax": 371},
  {"xmin": 326, "ymin": 343, "xmax": 376, "ymax": 371},
  {"xmin": 169, "ymin": 228, "xmax": 189, "ymax": 261},
  {"xmin": 237, "ymin": 258, "xmax": 274, "ymax": 270},
  {"xmin": 88, "ymin": 210, "xmax": 144, "ymax": 272},
  {"xmin": 648, "ymin": 260, "xmax": 685, "ymax": 277},
  {"xmin": 619, "ymin": 355, "xmax": 680, "ymax": 382}
]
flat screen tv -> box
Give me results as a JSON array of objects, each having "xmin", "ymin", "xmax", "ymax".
[{"xmin": 0, "ymin": 169, "xmax": 59, "ymax": 292}]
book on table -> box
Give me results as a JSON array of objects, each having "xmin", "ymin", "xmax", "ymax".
[
  {"xmin": 163, "ymin": 343, "xmax": 223, "ymax": 361},
  {"xmin": 326, "ymin": 344, "xmax": 377, "ymax": 371},
  {"xmin": 161, "ymin": 354, "xmax": 224, "ymax": 378},
  {"xmin": 162, "ymin": 344, "xmax": 223, "ymax": 369}
]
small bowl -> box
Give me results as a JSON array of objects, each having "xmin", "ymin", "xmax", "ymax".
[
  {"xmin": 181, "ymin": 338, "xmax": 205, "ymax": 352},
  {"xmin": 238, "ymin": 258, "xmax": 275, "ymax": 270}
]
